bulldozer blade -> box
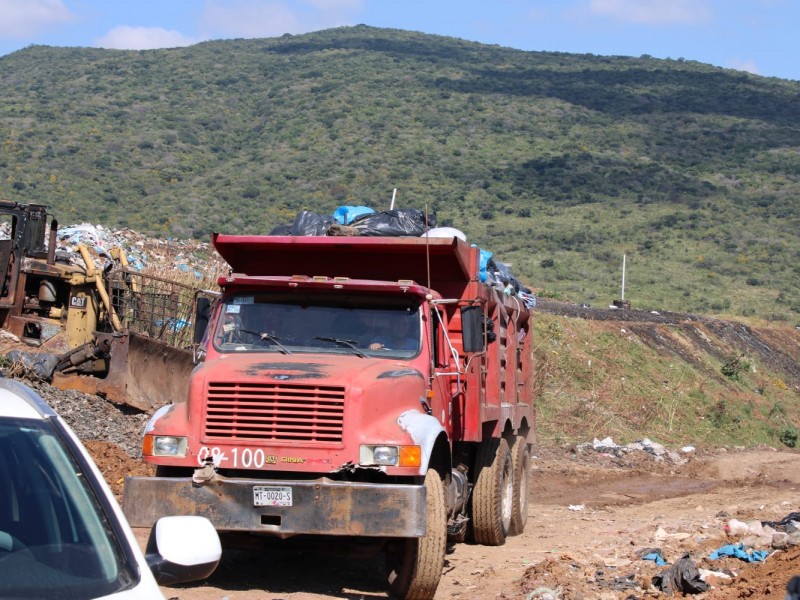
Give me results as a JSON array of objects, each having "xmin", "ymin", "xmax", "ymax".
[{"xmin": 52, "ymin": 332, "xmax": 194, "ymax": 412}]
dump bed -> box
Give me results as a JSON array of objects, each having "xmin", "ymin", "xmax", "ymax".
[{"xmin": 212, "ymin": 234, "xmax": 478, "ymax": 299}]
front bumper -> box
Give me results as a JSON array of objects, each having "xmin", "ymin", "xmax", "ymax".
[{"xmin": 123, "ymin": 475, "xmax": 426, "ymax": 538}]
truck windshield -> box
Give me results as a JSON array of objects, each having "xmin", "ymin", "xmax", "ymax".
[{"xmin": 212, "ymin": 292, "xmax": 422, "ymax": 358}]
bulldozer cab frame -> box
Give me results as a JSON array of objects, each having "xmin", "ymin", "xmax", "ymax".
[
  {"xmin": 0, "ymin": 201, "xmax": 54, "ymax": 299},
  {"xmin": 0, "ymin": 201, "xmax": 60, "ymax": 339}
]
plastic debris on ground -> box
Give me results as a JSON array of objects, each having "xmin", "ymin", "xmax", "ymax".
[
  {"xmin": 708, "ymin": 543, "xmax": 769, "ymax": 563},
  {"xmin": 761, "ymin": 511, "xmax": 800, "ymax": 533},
  {"xmin": 651, "ymin": 553, "xmax": 709, "ymax": 595},
  {"xmin": 576, "ymin": 436, "xmax": 688, "ymax": 464},
  {"xmin": 636, "ymin": 547, "xmax": 669, "ymax": 566}
]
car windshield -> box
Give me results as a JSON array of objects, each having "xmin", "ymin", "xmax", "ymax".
[
  {"xmin": 0, "ymin": 417, "xmax": 137, "ymax": 598},
  {"xmin": 211, "ymin": 292, "xmax": 422, "ymax": 358}
]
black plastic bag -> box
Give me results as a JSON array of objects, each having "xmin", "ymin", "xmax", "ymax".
[
  {"xmin": 269, "ymin": 224, "xmax": 292, "ymax": 236},
  {"xmin": 290, "ymin": 211, "xmax": 333, "ymax": 236},
  {"xmin": 652, "ymin": 553, "xmax": 709, "ymax": 595},
  {"xmin": 351, "ymin": 209, "xmax": 435, "ymax": 237}
]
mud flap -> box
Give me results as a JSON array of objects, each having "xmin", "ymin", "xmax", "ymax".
[{"xmin": 52, "ymin": 331, "xmax": 195, "ymax": 411}]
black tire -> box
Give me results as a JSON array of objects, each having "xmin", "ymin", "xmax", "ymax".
[
  {"xmin": 471, "ymin": 437, "xmax": 513, "ymax": 546},
  {"xmin": 509, "ymin": 436, "xmax": 531, "ymax": 535},
  {"xmin": 386, "ymin": 470, "xmax": 447, "ymax": 600}
]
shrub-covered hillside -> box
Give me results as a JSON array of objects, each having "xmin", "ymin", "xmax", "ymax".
[{"xmin": 1, "ymin": 26, "xmax": 799, "ymax": 321}]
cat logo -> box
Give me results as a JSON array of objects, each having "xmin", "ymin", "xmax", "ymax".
[{"xmin": 69, "ymin": 295, "xmax": 87, "ymax": 309}]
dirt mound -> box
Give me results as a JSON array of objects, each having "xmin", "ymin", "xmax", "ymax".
[{"xmin": 83, "ymin": 440, "xmax": 155, "ymax": 501}]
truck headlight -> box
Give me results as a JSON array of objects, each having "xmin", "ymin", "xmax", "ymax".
[
  {"xmin": 143, "ymin": 434, "xmax": 188, "ymax": 457},
  {"xmin": 360, "ymin": 445, "xmax": 421, "ymax": 467}
]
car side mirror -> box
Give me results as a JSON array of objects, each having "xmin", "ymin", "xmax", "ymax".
[
  {"xmin": 194, "ymin": 297, "xmax": 211, "ymax": 344},
  {"xmin": 461, "ymin": 306, "xmax": 485, "ymax": 353},
  {"xmin": 145, "ymin": 515, "xmax": 221, "ymax": 585}
]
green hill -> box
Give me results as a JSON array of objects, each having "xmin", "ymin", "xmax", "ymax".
[{"xmin": 1, "ymin": 26, "xmax": 799, "ymax": 321}]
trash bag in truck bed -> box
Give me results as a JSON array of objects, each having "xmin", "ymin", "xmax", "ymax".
[
  {"xmin": 350, "ymin": 208, "xmax": 436, "ymax": 237},
  {"xmin": 290, "ymin": 210, "xmax": 334, "ymax": 236}
]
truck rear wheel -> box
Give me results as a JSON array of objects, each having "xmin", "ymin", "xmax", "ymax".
[
  {"xmin": 471, "ymin": 437, "xmax": 513, "ymax": 545},
  {"xmin": 386, "ymin": 469, "xmax": 447, "ymax": 600},
  {"xmin": 509, "ymin": 435, "xmax": 531, "ymax": 535}
]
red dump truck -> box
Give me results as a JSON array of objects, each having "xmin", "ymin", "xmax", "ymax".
[{"xmin": 123, "ymin": 234, "xmax": 535, "ymax": 599}]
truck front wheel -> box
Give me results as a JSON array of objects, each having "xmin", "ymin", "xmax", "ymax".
[
  {"xmin": 385, "ymin": 469, "xmax": 447, "ymax": 600},
  {"xmin": 471, "ymin": 437, "xmax": 513, "ymax": 545}
]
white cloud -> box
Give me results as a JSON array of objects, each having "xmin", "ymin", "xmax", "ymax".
[
  {"xmin": 94, "ymin": 26, "xmax": 197, "ymax": 51},
  {"xmin": 728, "ymin": 58, "xmax": 759, "ymax": 75},
  {"xmin": 201, "ymin": 2, "xmax": 304, "ymax": 38},
  {"xmin": 0, "ymin": 0, "xmax": 73, "ymax": 37},
  {"xmin": 588, "ymin": 0, "xmax": 712, "ymax": 25},
  {"xmin": 199, "ymin": 0, "xmax": 361, "ymax": 39}
]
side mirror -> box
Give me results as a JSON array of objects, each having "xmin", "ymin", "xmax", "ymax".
[
  {"xmin": 194, "ymin": 297, "xmax": 211, "ymax": 344},
  {"xmin": 461, "ymin": 306, "xmax": 485, "ymax": 353},
  {"xmin": 145, "ymin": 515, "xmax": 221, "ymax": 585}
]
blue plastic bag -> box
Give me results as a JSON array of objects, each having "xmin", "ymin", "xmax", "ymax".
[{"xmin": 333, "ymin": 205, "xmax": 374, "ymax": 225}]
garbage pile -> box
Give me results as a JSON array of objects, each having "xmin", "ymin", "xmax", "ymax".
[
  {"xmin": 272, "ymin": 205, "xmax": 537, "ymax": 307},
  {"xmin": 576, "ymin": 436, "xmax": 692, "ymax": 464},
  {"xmin": 53, "ymin": 223, "xmax": 226, "ymax": 281}
]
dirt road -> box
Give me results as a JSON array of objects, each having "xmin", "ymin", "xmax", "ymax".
[{"xmin": 141, "ymin": 444, "xmax": 800, "ymax": 599}]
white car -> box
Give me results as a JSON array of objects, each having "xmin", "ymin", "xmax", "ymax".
[{"xmin": 0, "ymin": 377, "xmax": 221, "ymax": 598}]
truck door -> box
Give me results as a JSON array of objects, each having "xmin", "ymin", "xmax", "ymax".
[{"xmin": 430, "ymin": 307, "xmax": 454, "ymax": 435}]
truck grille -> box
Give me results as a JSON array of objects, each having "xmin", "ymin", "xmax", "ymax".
[{"xmin": 204, "ymin": 382, "xmax": 346, "ymax": 444}]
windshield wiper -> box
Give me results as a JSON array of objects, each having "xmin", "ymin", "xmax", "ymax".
[
  {"xmin": 314, "ymin": 336, "xmax": 367, "ymax": 358},
  {"xmin": 240, "ymin": 329, "xmax": 293, "ymax": 354}
]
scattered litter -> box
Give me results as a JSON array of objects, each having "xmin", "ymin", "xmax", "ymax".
[
  {"xmin": 637, "ymin": 547, "xmax": 668, "ymax": 566},
  {"xmin": 698, "ymin": 568, "xmax": 732, "ymax": 581},
  {"xmin": 526, "ymin": 586, "xmax": 562, "ymax": 600},
  {"xmin": 761, "ymin": 511, "xmax": 800, "ymax": 533},
  {"xmin": 655, "ymin": 526, "xmax": 692, "ymax": 541},
  {"xmin": 577, "ymin": 436, "xmax": 685, "ymax": 463},
  {"xmin": 708, "ymin": 543, "xmax": 769, "ymax": 563},
  {"xmin": 725, "ymin": 518, "xmax": 762, "ymax": 536},
  {"xmin": 596, "ymin": 572, "xmax": 638, "ymax": 591},
  {"xmin": 652, "ymin": 553, "xmax": 709, "ymax": 595}
]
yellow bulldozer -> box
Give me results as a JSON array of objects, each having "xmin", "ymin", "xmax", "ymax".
[{"xmin": 0, "ymin": 201, "xmax": 215, "ymax": 412}]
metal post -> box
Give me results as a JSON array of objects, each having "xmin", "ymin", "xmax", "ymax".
[{"xmin": 621, "ymin": 254, "xmax": 626, "ymax": 301}]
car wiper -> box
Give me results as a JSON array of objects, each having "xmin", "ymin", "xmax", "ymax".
[
  {"xmin": 314, "ymin": 336, "xmax": 367, "ymax": 358},
  {"xmin": 240, "ymin": 329, "xmax": 293, "ymax": 354}
]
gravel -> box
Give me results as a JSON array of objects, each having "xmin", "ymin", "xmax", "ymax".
[{"xmin": 20, "ymin": 376, "xmax": 151, "ymax": 459}]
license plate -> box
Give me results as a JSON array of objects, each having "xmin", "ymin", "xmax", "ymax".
[{"xmin": 253, "ymin": 485, "xmax": 293, "ymax": 507}]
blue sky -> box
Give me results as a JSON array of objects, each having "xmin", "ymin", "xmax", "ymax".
[{"xmin": 0, "ymin": 0, "xmax": 797, "ymax": 81}]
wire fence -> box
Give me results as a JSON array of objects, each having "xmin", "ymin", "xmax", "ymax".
[{"xmin": 106, "ymin": 268, "xmax": 214, "ymax": 348}]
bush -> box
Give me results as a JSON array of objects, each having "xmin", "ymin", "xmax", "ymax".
[
  {"xmin": 721, "ymin": 355, "xmax": 749, "ymax": 381},
  {"xmin": 780, "ymin": 427, "xmax": 798, "ymax": 448}
]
